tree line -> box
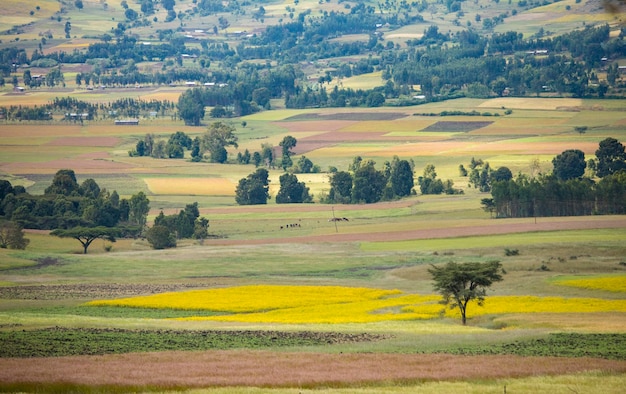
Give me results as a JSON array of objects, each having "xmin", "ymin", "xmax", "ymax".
[{"xmin": 487, "ymin": 138, "xmax": 626, "ymax": 218}]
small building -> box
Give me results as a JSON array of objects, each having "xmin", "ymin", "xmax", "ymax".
[{"xmin": 115, "ymin": 119, "xmax": 139, "ymax": 125}]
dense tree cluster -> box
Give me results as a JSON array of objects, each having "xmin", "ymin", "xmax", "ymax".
[
  {"xmin": 490, "ymin": 138, "xmax": 626, "ymax": 218},
  {"xmin": 235, "ymin": 169, "xmax": 271, "ymax": 205},
  {"xmin": 323, "ymin": 156, "xmax": 415, "ymax": 204},
  {"xmin": 392, "ymin": 25, "xmax": 622, "ymax": 99},
  {"xmin": 0, "ymin": 170, "xmax": 148, "ymax": 231},
  {"xmin": 153, "ymin": 202, "xmax": 209, "ymax": 241},
  {"xmin": 275, "ymin": 173, "xmax": 312, "ymax": 204},
  {"xmin": 418, "ymin": 164, "xmax": 462, "ymax": 195}
]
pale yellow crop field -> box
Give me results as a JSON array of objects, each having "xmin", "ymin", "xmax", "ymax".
[
  {"xmin": 144, "ymin": 177, "xmax": 236, "ymax": 196},
  {"xmin": 480, "ymin": 97, "xmax": 584, "ymax": 110},
  {"xmin": 328, "ymin": 71, "xmax": 385, "ymax": 90}
]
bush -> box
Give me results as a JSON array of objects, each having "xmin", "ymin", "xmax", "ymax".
[
  {"xmin": 504, "ymin": 248, "xmax": 519, "ymax": 256},
  {"xmin": 145, "ymin": 225, "xmax": 176, "ymax": 249}
]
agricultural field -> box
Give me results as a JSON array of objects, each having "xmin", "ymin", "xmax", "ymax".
[
  {"xmin": 1, "ymin": 0, "xmax": 626, "ymax": 390},
  {"xmin": 1, "ymin": 93, "xmax": 626, "ymax": 392}
]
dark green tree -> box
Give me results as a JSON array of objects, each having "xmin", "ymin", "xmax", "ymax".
[
  {"xmin": 329, "ymin": 171, "xmax": 353, "ymax": 203},
  {"xmin": 279, "ymin": 135, "xmax": 297, "ymax": 170},
  {"xmin": 235, "ymin": 169, "xmax": 270, "ymax": 205},
  {"xmin": 428, "ymin": 261, "xmax": 505, "ymax": 325},
  {"xmin": 491, "ymin": 166, "xmax": 513, "ymax": 183},
  {"xmin": 276, "ymin": 173, "xmax": 312, "ymax": 203},
  {"xmin": 128, "ymin": 191, "xmax": 150, "ymax": 229},
  {"xmin": 352, "ymin": 161, "xmax": 386, "ymax": 203},
  {"xmin": 44, "ymin": 169, "xmax": 80, "ymax": 196},
  {"xmin": 552, "ymin": 149, "xmax": 586, "ymax": 180},
  {"xmin": 252, "ymin": 151, "xmax": 262, "ymax": 167},
  {"xmin": 390, "ymin": 159, "xmax": 414, "ymax": 197},
  {"xmin": 178, "ymin": 88, "xmax": 205, "ymax": 126},
  {"xmin": 295, "ymin": 155, "xmax": 314, "ymax": 173},
  {"xmin": 51, "ymin": 226, "xmax": 119, "ymax": 254},
  {"xmin": 596, "ymin": 138, "xmax": 626, "ymax": 177},
  {"xmin": 418, "ymin": 164, "xmax": 444, "ymax": 194},
  {"xmin": 145, "ymin": 225, "xmax": 176, "ymax": 249},
  {"xmin": 79, "ymin": 178, "xmax": 101, "ymax": 199}
]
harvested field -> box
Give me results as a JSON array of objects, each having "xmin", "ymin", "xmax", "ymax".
[
  {"xmin": 0, "ymin": 351, "xmax": 623, "ymax": 389},
  {"xmin": 422, "ymin": 121, "xmax": 494, "ymax": 132},
  {"xmin": 480, "ymin": 97, "xmax": 584, "ymax": 110},
  {"xmin": 273, "ymin": 120, "xmax": 357, "ymax": 132},
  {"xmin": 202, "ymin": 217, "xmax": 626, "ymax": 246},
  {"xmin": 45, "ymin": 136, "xmax": 121, "ymax": 147},
  {"xmin": 284, "ymin": 112, "xmax": 409, "ymax": 121},
  {"xmin": 144, "ymin": 177, "xmax": 236, "ymax": 196},
  {"xmin": 0, "ymin": 153, "xmax": 133, "ymax": 175}
]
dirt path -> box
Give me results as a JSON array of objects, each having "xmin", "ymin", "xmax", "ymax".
[{"xmin": 1, "ymin": 351, "xmax": 624, "ymax": 389}]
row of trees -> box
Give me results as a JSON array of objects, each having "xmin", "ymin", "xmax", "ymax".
[
  {"xmin": 1, "ymin": 97, "xmax": 175, "ymax": 122},
  {"xmin": 487, "ymin": 138, "xmax": 626, "ymax": 218}
]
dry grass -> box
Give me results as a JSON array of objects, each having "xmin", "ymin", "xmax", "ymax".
[
  {"xmin": 0, "ymin": 351, "xmax": 624, "ymax": 389},
  {"xmin": 480, "ymin": 97, "xmax": 584, "ymax": 110},
  {"xmin": 144, "ymin": 177, "xmax": 236, "ymax": 196}
]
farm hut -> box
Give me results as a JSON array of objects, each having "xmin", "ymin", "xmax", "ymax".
[{"xmin": 115, "ymin": 119, "xmax": 140, "ymax": 126}]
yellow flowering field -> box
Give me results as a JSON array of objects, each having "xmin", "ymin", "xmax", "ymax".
[
  {"xmin": 85, "ymin": 285, "xmax": 626, "ymax": 324},
  {"xmin": 552, "ymin": 276, "xmax": 626, "ymax": 293},
  {"xmin": 86, "ymin": 285, "xmax": 404, "ymax": 313}
]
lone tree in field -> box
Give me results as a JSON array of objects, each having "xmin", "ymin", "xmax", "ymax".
[
  {"xmin": 428, "ymin": 261, "xmax": 505, "ymax": 325},
  {"xmin": 51, "ymin": 226, "xmax": 119, "ymax": 254}
]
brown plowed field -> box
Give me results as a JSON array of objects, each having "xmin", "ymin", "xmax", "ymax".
[{"xmin": 0, "ymin": 351, "xmax": 624, "ymax": 389}]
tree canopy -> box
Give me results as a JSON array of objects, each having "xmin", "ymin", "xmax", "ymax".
[
  {"xmin": 235, "ymin": 169, "xmax": 270, "ymax": 205},
  {"xmin": 428, "ymin": 261, "xmax": 505, "ymax": 325},
  {"xmin": 552, "ymin": 149, "xmax": 586, "ymax": 180},
  {"xmin": 596, "ymin": 137, "xmax": 626, "ymax": 178},
  {"xmin": 202, "ymin": 122, "xmax": 239, "ymax": 163},
  {"xmin": 275, "ymin": 173, "xmax": 312, "ymax": 204}
]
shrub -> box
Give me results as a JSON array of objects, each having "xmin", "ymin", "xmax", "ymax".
[{"xmin": 504, "ymin": 248, "xmax": 519, "ymax": 256}]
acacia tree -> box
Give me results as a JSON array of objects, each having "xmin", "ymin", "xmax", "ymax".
[
  {"xmin": 51, "ymin": 226, "xmax": 119, "ymax": 254},
  {"xmin": 428, "ymin": 261, "xmax": 505, "ymax": 325}
]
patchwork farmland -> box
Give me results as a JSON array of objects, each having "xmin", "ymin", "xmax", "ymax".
[{"xmin": 1, "ymin": 95, "xmax": 626, "ymax": 392}]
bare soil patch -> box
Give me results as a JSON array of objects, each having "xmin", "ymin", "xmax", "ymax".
[
  {"xmin": 0, "ymin": 351, "xmax": 623, "ymax": 389},
  {"xmin": 0, "ymin": 283, "xmax": 220, "ymax": 300}
]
